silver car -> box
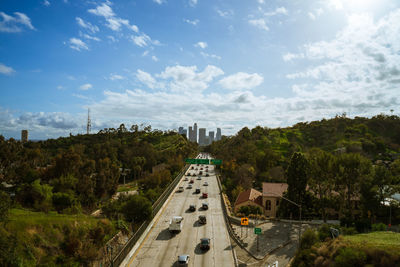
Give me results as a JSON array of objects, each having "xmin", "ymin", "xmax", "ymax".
[{"xmin": 177, "ymin": 255, "xmax": 190, "ymax": 266}]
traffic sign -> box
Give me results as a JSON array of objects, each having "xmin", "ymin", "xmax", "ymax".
[
  {"xmin": 254, "ymin": 228, "xmax": 262, "ymax": 235},
  {"xmin": 210, "ymin": 159, "xmax": 223, "ymax": 165},
  {"xmin": 185, "ymin": 158, "xmax": 210, "ymax": 164},
  {"xmin": 241, "ymin": 217, "xmax": 249, "ymax": 226}
]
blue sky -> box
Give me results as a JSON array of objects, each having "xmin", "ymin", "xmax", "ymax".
[{"xmin": 1, "ymin": 0, "xmax": 400, "ymax": 139}]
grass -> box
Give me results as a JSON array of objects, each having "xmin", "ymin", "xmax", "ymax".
[
  {"xmin": 117, "ymin": 182, "xmax": 137, "ymax": 192},
  {"xmin": 342, "ymin": 231, "xmax": 400, "ymax": 254}
]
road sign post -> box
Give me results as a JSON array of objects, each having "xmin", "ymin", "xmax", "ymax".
[
  {"xmin": 254, "ymin": 227, "xmax": 261, "ymax": 252},
  {"xmin": 241, "ymin": 217, "xmax": 248, "ymax": 239}
]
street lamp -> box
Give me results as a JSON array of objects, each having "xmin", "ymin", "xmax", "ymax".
[{"xmin": 264, "ymin": 191, "xmax": 302, "ymax": 244}]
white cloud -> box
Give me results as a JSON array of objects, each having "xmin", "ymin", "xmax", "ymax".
[
  {"xmin": 81, "ymin": 33, "xmax": 101, "ymax": 41},
  {"xmin": 43, "ymin": 0, "xmax": 50, "ymax": 6},
  {"xmin": 189, "ymin": 0, "xmax": 197, "ymax": 7},
  {"xmin": 200, "ymin": 52, "xmax": 221, "ymax": 60},
  {"xmin": 257, "ymin": 0, "xmax": 265, "ymax": 4},
  {"xmin": 0, "ymin": 12, "xmax": 35, "ymax": 32},
  {"xmin": 110, "ymin": 74, "xmax": 124, "ymax": 80},
  {"xmin": 88, "ymin": 3, "xmax": 138, "ymax": 32},
  {"xmin": 283, "ymin": 52, "xmax": 305, "ymax": 62},
  {"xmin": 153, "ymin": 0, "xmax": 165, "ymax": 4},
  {"xmin": 132, "ymin": 34, "xmax": 159, "ymax": 47},
  {"xmin": 265, "ymin": 7, "xmax": 288, "ymax": 16},
  {"xmin": 136, "ymin": 69, "xmax": 159, "ymax": 89},
  {"xmin": 0, "ymin": 63, "xmax": 15, "ymax": 75},
  {"xmin": 194, "ymin": 41, "xmax": 207, "ymax": 49},
  {"xmin": 159, "ymin": 65, "xmax": 224, "ymax": 92},
  {"xmin": 328, "ymin": 0, "xmax": 343, "ymax": 10},
  {"xmin": 76, "ymin": 17, "xmax": 99, "ymax": 33},
  {"xmin": 219, "ymin": 72, "xmax": 264, "ymax": 90},
  {"xmin": 216, "ymin": 8, "xmax": 234, "ymax": 18},
  {"xmin": 152, "ymin": 55, "xmax": 159, "ymax": 62},
  {"xmin": 308, "ymin": 8, "xmax": 324, "ymax": 20},
  {"xmin": 184, "ymin": 19, "xmax": 199, "ymax": 25},
  {"xmin": 248, "ymin": 19, "xmax": 269, "ymax": 31},
  {"xmin": 69, "ymin": 38, "xmax": 89, "ymax": 51},
  {"xmin": 80, "ymin": 83, "xmax": 92, "ymax": 90}
]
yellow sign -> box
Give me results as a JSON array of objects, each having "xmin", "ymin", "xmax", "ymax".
[{"xmin": 241, "ymin": 217, "xmax": 249, "ymax": 226}]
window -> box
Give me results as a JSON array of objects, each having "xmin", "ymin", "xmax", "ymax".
[
  {"xmin": 276, "ymin": 199, "xmax": 280, "ymax": 206},
  {"xmin": 266, "ymin": 200, "xmax": 271, "ymax": 210}
]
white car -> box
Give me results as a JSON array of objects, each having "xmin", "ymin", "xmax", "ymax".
[{"xmin": 203, "ymin": 182, "xmax": 208, "ymax": 186}]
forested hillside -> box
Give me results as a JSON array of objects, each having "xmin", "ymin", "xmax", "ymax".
[
  {"xmin": 206, "ymin": 114, "xmax": 400, "ymax": 224},
  {"xmin": 0, "ymin": 124, "xmax": 197, "ymax": 265}
]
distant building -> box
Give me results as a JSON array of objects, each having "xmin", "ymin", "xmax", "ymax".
[
  {"xmin": 194, "ymin": 123, "xmax": 198, "ymax": 143},
  {"xmin": 182, "ymin": 129, "xmax": 187, "ymax": 138},
  {"xmin": 188, "ymin": 126, "xmax": 193, "ymax": 141},
  {"xmin": 209, "ymin": 131, "xmax": 215, "ymax": 143},
  {"xmin": 178, "ymin": 127, "xmax": 184, "ymax": 134},
  {"xmin": 234, "ymin": 188, "xmax": 263, "ymax": 214},
  {"xmin": 21, "ymin": 130, "xmax": 28, "ymax": 142},
  {"xmin": 216, "ymin": 128, "xmax": 221, "ymax": 141},
  {"xmin": 198, "ymin": 128, "xmax": 206, "ymax": 145}
]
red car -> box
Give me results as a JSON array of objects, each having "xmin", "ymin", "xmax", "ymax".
[
  {"xmin": 202, "ymin": 192, "xmax": 208, "ymax": 198},
  {"xmin": 190, "ymin": 179, "xmax": 194, "ymax": 184}
]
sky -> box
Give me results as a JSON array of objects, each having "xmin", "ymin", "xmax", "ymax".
[{"xmin": 1, "ymin": 0, "xmax": 400, "ymax": 140}]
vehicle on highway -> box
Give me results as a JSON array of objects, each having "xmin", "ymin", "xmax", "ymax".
[
  {"xmin": 184, "ymin": 177, "xmax": 188, "ymax": 181},
  {"xmin": 169, "ymin": 216, "xmax": 184, "ymax": 233},
  {"xmin": 197, "ymin": 176, "xmax": 201, "ymax": 180},
  {"xmin": 202, "ymin": 192, "xmax": 208, "ymax": 198},
  {"xmin": 205, "ymin": 169, "xmax": 208, "ymax": 172},
  {"xmin": 205, "ymin": 165, "xmax": 208, "ymax": 168},
  {"xmin": 205, "ymin": 173, "xmax": 209, "ymax": 177},
  {"xmin": 203, "ymin": 181, "xmax": 208, "ymax": 186},
  {"xmin": 200, "ymin": 238, "xmax": 210, "ymax": 250},
  {"xmin": 178, "ymin": 186, "xmax": 184, "ymax": 192},
  {"xmin": 189, "ymin": 204, "xmax": 196, "ymax": 211},
  {"xmin": 199, "ymin": 171, "xmax": 203, "ymax": 175},
  {"xmin": 195, "ymin": 188, "xmax": 200, "ymax": 194},
  {"xmin": 187, "ymin": 184, "xmax": 192, "ymax": 189},
  {"xmin": 199, "ymin": 215, "xmax": 207, "ymax": 224},
  {"xmin": 191, "ymin": 166, "xmax": 194, "ymax": 169},
  {"xmin": 177, "ymin": 255, "xmax": 190, "ymax": 266},
  {"xmin": 200, "ymin": 167, "xmax": 203, "ymax": 170},
  {"xmin": 202, "ymin": 203, "xmax": 209, "ymax": 210},
  {"xmin": 190, "ymin": 179, "xmax": 194, "ymax": 184}
]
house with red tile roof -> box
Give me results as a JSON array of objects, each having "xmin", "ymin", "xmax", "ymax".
[
  {"xmin": 262, "ymin": 182, "xmax": 288, "ymax": 218},
  {"xmin": 234, "ymin": 188, "xmax": 263, "ymax": 214}
]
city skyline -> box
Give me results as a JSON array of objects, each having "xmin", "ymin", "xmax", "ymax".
[
  {"xmin": 1, "ymin": 0, "xmax": 400, "ymax": 139},
  {"xmin": 179, "ymin": 123, "xmax": 221, "ymax": 145}
]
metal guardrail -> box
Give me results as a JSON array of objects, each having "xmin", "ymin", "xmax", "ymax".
[{"xmin": 111, "ymin": 164, "xmax": 189, "ymax": 267}]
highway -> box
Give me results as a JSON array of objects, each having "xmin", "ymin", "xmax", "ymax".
[{"xmin": 123, "ymin": 154, "xmax": 235, "ymax": 267}]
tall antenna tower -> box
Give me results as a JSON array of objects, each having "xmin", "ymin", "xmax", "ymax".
[{"xmin": 87, "ymin": 108, "xmax": 91, "ymax": 134}]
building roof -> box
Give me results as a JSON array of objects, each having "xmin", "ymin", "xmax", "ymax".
[
  {"xmin": 234, "ymin": 188, "xmax": 262, "ymax": 206},
  {"xmin": 262, "ymin": 182, "xmax": 288, "ymax": 197}
]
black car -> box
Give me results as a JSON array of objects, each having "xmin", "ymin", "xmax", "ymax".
[
  {"xmin": 200, "ymin": 238, "xmax": 210, "ymax": 250},
  {"xmin": 195, "ymin": 188, "xmax": 200, "ymax": 194},
  {"xmin": 189, "ymin": 204, "xmax": 196, "ymax": 211},
  {"xmin": 202, "ymin": 203, "xmax": 209, "ymax": 210},
  {"xmin": 199, "ymin": 215, "xmax": 206, "ymax": 224}
]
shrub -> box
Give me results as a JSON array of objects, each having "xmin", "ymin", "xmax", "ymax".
[
  {"xmin": 334, "ymin": 247, "xmax": 366, "ymax": 267},
  {"xmin": 121, "ymin": 195, "xmax": 152, "ymax": 223},
  {"xmin": 341, "ymin": 227, "xmax": 357, "ymax": 235},
  {"xmin": 371, "ymin": 223, "xmax": 386, "ymax": 231},
  {"xmin": 292, "ymin": 248, "xmax": 317, "ymax": 267},
  {"xmin": 300, "ymin": 229, "xmax": 318, "ymax": 250},
  {"xmin": 318, "ymin": 224, "xmax": 332, "ymax": 241}
]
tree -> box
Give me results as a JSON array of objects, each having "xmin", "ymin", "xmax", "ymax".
[
  {"xmin": 0, "ymin": 191, "xmax": 11, "ymax": 223},
  {"xmin": 121, "ymin": 195, "xmax": 152, "ymax": 223},
  {"xmin": 308, "ymin": 149, "xmax": 334, "ymax": 222},
  {"xmin": 286, "ymin": 152, "xmax": 309, "ymax": 218}
]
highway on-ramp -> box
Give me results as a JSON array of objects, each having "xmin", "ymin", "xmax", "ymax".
[{"xmin": 123, "ymin": 154, "xmax": 235, "ymax": 267}]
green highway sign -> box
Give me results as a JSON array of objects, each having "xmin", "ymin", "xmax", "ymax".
[
  {"xmin": 210, "ymin": 159, "xmax": 223, "ymax": 165},
  {"xmin": 185, "ymin": 158, "xmax": 223, "ymax": 165},
  {"xmin": 254, "ymin": 228, "xmax": 262, "ymax": 235}
]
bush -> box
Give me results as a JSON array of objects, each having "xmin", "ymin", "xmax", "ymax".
[
  {"xmin": 334, "ymin": 247, "xmax": 366, "ymax": 267},
  {"xmin": 300, "ymin": 229, "xmax": 318, "ymax": 250},
  {"xmin": 292, "ymin": 248, "xmax": 317, "ymax": 267},
  {"xmin": 341, "ymin": 227, "xmax": 358, "ymax": 235},
  {"xmin": 318, "ymin": 224, "xmax": 332, "ymax": 241},
  {"xmin": 121, "ymin": 195, "xmax": 152, "ymax": 223},
  {"xmin": 371, "ymin": 223, "xmax": 387, "ymax": 231}
]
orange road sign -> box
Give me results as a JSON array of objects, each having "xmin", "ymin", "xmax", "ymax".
[{"xmin": 241, "ymin": 217, "xmax": 249, "ymax": 226}]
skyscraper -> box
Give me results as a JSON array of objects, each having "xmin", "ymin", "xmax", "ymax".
[
  {"xmin": 188, "ymin": 126, "xmax": 193, "ymax": 141},
  {"xmin": 216, "ymin": 128, "xmax": 221, "ymax": 141},
  {"xmin": 182, "ymin": 129, "xmax": 187, "ymax": 138},
  {"xmin": 21, "ymin": 130, "xmax": 28, "ymax": 142},
  {"xmin": 198, "ymin": 128, "xmax": 206, "ymax": 145},
  {"xmin": 178, "ymin": 127, "xmax": 184, "ymax": 134},
  {"xmin": 209, "ymin": 131, "xmax": 215, "ymax": 143},
  {"xmin": 194, "ymin": 123, "xmax": 198, "ymax": 143}
]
